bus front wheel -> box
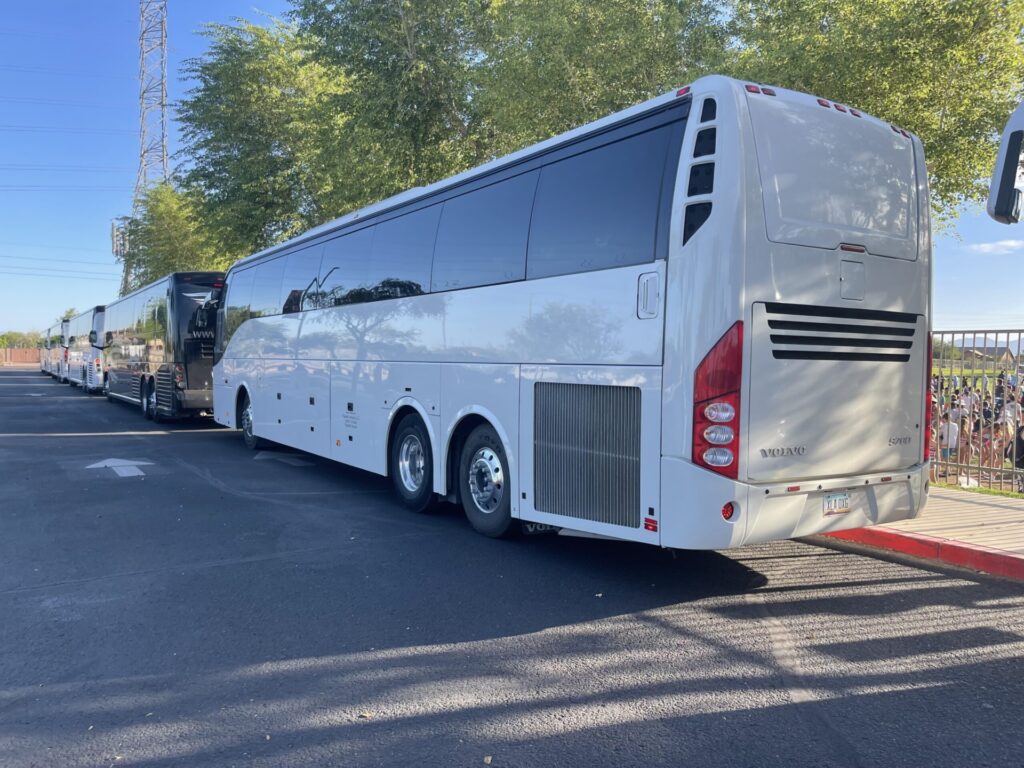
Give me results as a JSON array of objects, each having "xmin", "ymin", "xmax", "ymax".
[
  {"xmin": 239, "ymin": 392, "xmax": 266, "ymax": 450},
  {"xmin": 389, "ymin": 414, "xmax": 435, "ymax": 513},
  {"xmin": 458, "ymin": 424, "xmax": 513, "ymax": 538}
]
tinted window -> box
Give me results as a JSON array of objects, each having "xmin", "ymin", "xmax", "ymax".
[
  {"xmin": 527, "ymin": 126, "xmax": 671, "ymax": 279},
  {"xmin": 319, "ymin": 226, "xmax": 376, "ymax": 307},
  {"xmin": 280, "ymin": 245, "xmax": 324, "ymax": 313},
  {"xmin": 368, "ymin": 206, "xmax": 439, "ymax": 300},
  {"xmin": 222, "ymin": 268, "xmax": 254, "ymax": 350},
  {"xmin": 430, "ymin": 171, "xmax": 537, "ymax": 291},
  {"xmin": 320, "ymin": 206, "xmax": 440, "ymax": 306},
  {"xmin": 249, "ymin": 258, "xmax": 286, "ymax": 318}
]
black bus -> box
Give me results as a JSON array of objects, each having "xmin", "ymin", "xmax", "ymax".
[{"xmin": 102, "ymin": 272, "xmax": 224, "ymax": 420}]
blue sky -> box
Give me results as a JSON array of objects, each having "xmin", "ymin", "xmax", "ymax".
[{"xmin": 0, "ymin": 2, "xmax": 1019, "ymax": 332}]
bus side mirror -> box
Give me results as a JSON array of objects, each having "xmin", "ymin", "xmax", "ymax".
[
  {"xmin": 105, "ymin": 331, "xmax": 114, "ymax": 344},
  {"xmin": 88, "ymin": 330, "xmax": 98, "ymax": 345},
  {"xmin": 988, "ymin": 101, "xmax": 1024, "ymax": 224}
]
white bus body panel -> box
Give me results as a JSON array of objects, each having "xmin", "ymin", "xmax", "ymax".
[{"xmin": 215, "ymin": 76, "xmax": 930, "ymax": 549}]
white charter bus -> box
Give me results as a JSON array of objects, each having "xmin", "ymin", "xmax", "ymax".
[
  {"xmin": 65, "ymin": 306, "xmax": 105, "ymax": 393},
  {"xmin": 213, "ymin": 75, "xmax": 930, "ymax": 549}
]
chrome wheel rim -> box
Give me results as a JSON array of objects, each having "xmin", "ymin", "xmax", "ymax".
[
  {"xmin": 148, "ymin": 387, "xmax": 157, "ymax": 415},
  {"xmin": 398, "ymin": 434, "xmax": 425, "ymax": 493},
  {"xmin": 468, "ymin": 447, "xmax": 504, "ymax": 514},
  {"xmin": 242, "ymin": 401, "xmax": 254, "ymax": 439}
]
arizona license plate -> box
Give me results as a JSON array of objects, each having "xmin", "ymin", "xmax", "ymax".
[{"xmin": 822, "ymin": 491, "xmax": 851, "ymax": 516}]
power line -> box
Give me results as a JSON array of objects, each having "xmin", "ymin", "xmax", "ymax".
[
  {"xmin": 0, "ymin": 96, "xmax": 129, "ymax": 109},
  {"xmin": 0, "ymin": 240, "xmax": 109, "ymax": 254},
  {"xmin": 0, "ymin": 254, "xmax": 119, "ymax": 267},
  {"xmin": 0, "ymin": 263, "xmax": 121, "ymax": 276},
  {"xmin": 0, "ymin": 125, "xmax": 136, "ymax": 135},
  {"xmin": 0, "ymin": 64, "xmax": 133, "ymax": 80},
  {"xmin": 0, "ymin": 186, "xmax": 134, "ymax": 192},
  {"xmin": 0, "ymin": 269, "xmax": 119, "ymax": 282},
  {"xmin": 0, "ymin": 164, "xmax": 134, "ymax": 172}
]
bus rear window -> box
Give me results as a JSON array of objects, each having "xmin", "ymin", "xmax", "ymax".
[{"xmin": 748, "ymin": 95, "xmax": 917, "ymax": 260}]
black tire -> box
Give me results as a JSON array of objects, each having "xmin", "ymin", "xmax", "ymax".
[
  {"xmin": 141, "ymin": 379, "xmax": 153, "ymax": 420},
  {"xmin": 389, "ymin": 414, "xmax": 435, "ymax": 513},
  {"xmin": 239, "ymin": 391, "xmax": 266, "ymax": 450},
  {"xmin": 149, "ymin": 380, "xmax": 166, "ymax": 423},
  {"xmin": 104, "ymin": 376, "xmax": 113, "ymax": 402},
  {"xmin": 458, "ymin": 424, "xmax": 513, "ymax": 538}
]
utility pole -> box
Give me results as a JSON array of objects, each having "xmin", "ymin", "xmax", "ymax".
[{"xmin": 113, "ymin": 0, "xmax": 169, "ymax": 295}]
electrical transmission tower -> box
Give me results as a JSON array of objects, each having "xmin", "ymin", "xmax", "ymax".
[{"xmin": 113, "ymin": 0, "xmax": 169, "ymax": 294}]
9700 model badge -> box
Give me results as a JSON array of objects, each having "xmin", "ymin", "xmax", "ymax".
[{"xmin": 760, "ymin": 446, "xmax": 807, "ymax": 458}]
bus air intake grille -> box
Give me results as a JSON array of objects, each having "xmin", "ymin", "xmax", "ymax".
[
  {"xmin": 534, "ymin": 382, "xmax": 641, "ymax": 528},
  {"xmin": 764, "ymin": 302, "xmax": 917, "ymax": 362},
  {"xmin": 156, "ymin": 369, "xmax": 175, "ymax": 402}
]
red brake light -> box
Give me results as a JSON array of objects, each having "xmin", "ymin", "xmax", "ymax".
[
  {"xmin": 676, "ymin": 86, "xmax": 691, "ymax": 97},
  {"xmin": 693, "ymin": 322, "xmax": 743, "ymax": 480},
  {"xmin": 721, "ymin": 502, "xmax": 735, "ymax": 521},
  {"xmin": 745, "ymin": 84, "xmax": 761, "ymax": 93}
]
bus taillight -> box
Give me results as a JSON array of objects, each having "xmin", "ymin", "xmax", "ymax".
[{"xmin": 693, "ymin": 322, "xmax": 743, "ymax": 480}]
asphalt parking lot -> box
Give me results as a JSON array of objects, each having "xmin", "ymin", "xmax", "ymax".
[{"xmin": 1, "ymin": 366, "xmax": 1022, "ymax": 767}]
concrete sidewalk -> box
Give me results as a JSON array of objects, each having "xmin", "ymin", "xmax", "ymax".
[{"xmin": 823, "ymin": 486, "xmax": 1024, "ymax": 580}]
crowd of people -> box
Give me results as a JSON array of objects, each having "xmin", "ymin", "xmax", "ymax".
[{"xmin": 931, "ymin": 369, "xmax": 1024, "ymax": 486}]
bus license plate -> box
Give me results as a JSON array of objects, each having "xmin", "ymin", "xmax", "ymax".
[{"xmin": 823, "ymin": 491, "xmax": 851, "ymax": 516}]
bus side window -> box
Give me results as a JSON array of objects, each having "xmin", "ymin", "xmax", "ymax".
[
  {"xmin": 527, "ymin": 125, "xmax": 672, "ymax": 280},
  {"xmin": 250, "ymin": 257, "xmax": 287, "ymax": 318},
  {"xmin": 319, "ymin": 226, "xmax": 375, "ymax": 307},
  {"xmin": 222, "ymin": 268, "xmax": 255, "ymax": 351},
  {"xmin": 430, "ymin": 170, "xmax": 538, "ymax": 292},
  {"xmin": 280, "ymin": 245, "xmax": 324, "ymax": 313}
]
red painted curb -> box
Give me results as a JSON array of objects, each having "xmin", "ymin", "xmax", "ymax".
[{"xmin": 824, "ymin": 527, "xmax": 1024, "ymax": 581}]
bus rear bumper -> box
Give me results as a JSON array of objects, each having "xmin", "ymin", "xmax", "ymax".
[
  {"xmin": 176, "ymin": 389, "xmax": 212, "ymax": 412},
  {"xmin": 659, "ymin": 457, "xmax": 928, "ymax": 550}
]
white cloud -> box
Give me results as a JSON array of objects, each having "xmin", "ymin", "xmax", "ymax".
[{"xmin": 966, "ymin": 239, "xmax": 1024, "ymax": 255}]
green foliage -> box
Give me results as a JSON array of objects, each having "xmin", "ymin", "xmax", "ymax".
[
  {"xmin": 177, "ymin": 19, "xmax": 359, "ymax": 257},
  {"xmin": 727, "ymin": 0, "xmax": 1024, "ymax": 217},
  {"xmin": 477, "ymin": 0, "xmax": 728, "ymax": 155},
  {"xmin": 119, "ymin": 183, "xmax": 223, "ymax": 290},
  {"xmin": 116, "ymin": 0, "xmax": 1024, "ymax": 285},
  {"xmin": 0, "ymin": 330, "xmax": 41, "ymax": 348},
  {"xmin": 292, "ymin": 0, "xmax": 485, "ymax": 187},
  {"xmin": 58, "ymin": 308, "xmax": 77, "ymax": 322}
]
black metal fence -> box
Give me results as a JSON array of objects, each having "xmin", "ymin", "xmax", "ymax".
[{"xmin": 931, "ymin": 330, "xmax": 1024, "ymax": 492}]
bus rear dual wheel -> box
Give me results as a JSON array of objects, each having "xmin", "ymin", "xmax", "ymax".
[
  {"xmin": 141, "ymin": 378, "xmax": 165, "ymax": 423},
  {"xmin": 389, "ymin": 415, "xmax": 513, "ymax": 538}
]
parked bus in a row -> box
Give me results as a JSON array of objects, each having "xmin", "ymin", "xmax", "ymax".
[
  {"xmin": 42, "ymin": 320, "xmax": 70, "ymax": 381},
  {"xmin": 102, "ymin": 272, "xmax": 223, "ymax": 420},
  {"xmin": 208, "ymin": 75, "xmax": 929, "ymax": 549},
  {"xmin": 65, "ymin": 306, "xmax": 105, "ymax": 393},
  {"xmin": 39, "ymin": 324, "xmax": 60, "ymax": 376}
]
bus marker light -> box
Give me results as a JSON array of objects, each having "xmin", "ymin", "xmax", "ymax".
[
  {"xmin": 881, "ymin": 476, "xmax": 892, "ymax": 482},
  {"xmin": 786, "ymin": 485, "xmax": 800, "ymax": 492},
  {"xmin": 644, "ymin": 517, "xmax": 658, "ymax": 532},
  {"xmin": 850, "ymin": 109, "xmax": 862, "ymax": 117},
  {"xmin": 704, "ymin": 402, "xmax": 735, "ymax": 422},
  {"xmin": 834, "ymin": 103, "xmax": 847, "ymax": 113},
  {"xmin": 840, "ymin": 243, "xmax": 866, "ymax": 253},
  {"xmin": 721, "ymin": 502, "xmax": 735, "ymax": 521},
  {"xmin": 702, "ymin": 447, "xmax": 733, "ymax": 467},
  {"xmin": 676, "ymin": 86, "xmax": 691, "ymax": 97},
  {"xmin": 703, "ymin": 425, "xmax": 734, "ymax": 445},
  {"xmin": 745, "ymin": 84, "xmax": 761, "ymax": 93},
  {"xmin": 761, "ymin": 87, "xmax": 776, "ymax": 96},
  {"xmin": 817, "ymin": 98, "xmax": 830, "ymax": 108}
]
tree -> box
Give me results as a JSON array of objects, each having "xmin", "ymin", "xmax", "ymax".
[
  {"xmin": 477, "ymin": 0, "xmax": 729, "ymax": 155},
  {"xmin": 727, "ymin": 0, "xmax": 1024, "ymax": 217},
  {"xmin": 292, "ymin": 0, "xmax": 486, "ymax": 187},
  {"xmin": 177, "ymin": 19, "xmax": 359, "ymax": 257},
  {"xmin": 56, "ymin": 308, "xmax": 77, "ymax": 323},
  {"xmin": 118, "ymin": 183, "xmax": 223, "ymax": 291}
]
